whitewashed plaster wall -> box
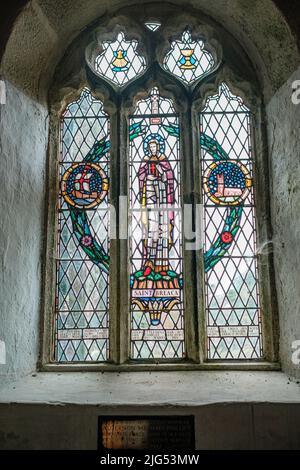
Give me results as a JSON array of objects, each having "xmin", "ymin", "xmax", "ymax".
[
  {"xmin": 266, "ymin": 66, "xmax": 300, "ymax": 380},
  {"xmin": 0, "ymin": 1, "xmax": 299, "ymax": 385},
  {"xmin": 0, "ymin": 81, "xmax": 48, "ymax": 384}
]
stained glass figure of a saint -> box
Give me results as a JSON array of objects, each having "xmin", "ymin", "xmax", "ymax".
[
  {"xmin": 138, "ymin": 137, "xmax": 175, "ymax": 277},
  {"xmin": 130, "ymin": 89, "xmax": 184, "ymax": 359}
]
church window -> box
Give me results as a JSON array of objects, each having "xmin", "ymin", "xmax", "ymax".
[{"xmin": 49, "ymin": 21, "xmax": 272, "ymax": 367}]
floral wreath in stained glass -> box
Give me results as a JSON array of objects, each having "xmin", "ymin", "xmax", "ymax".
[
  {"xmin": 94, "ymin": 32, "xmax": 146, "ymax": 87},
  {"xmin": 61, "ymin": 113, "xmax": 243, "ymax": 276},
  {"xmin": 159, "ymin": 126, "xmax": 245, "ymax": 272},
  {"xmin": 200, "ymin": 134, "xmax": 244, "ymax": 272},
  {"xmin": 61, "ymin": 139, "xmax": 111, "ymax": 274}
]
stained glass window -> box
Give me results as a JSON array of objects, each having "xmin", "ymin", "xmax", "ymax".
[
  {"xmin": 129, "ymin": 88, "xmax": 185, "ymax": 359},
  {"xmin": 163, "ymin": 30, "xmax": 215, "ymax": 85},
  {"xmin": 145, "ymin": 21, "xmax": 161, "ymax": 32},
  {"xmin": 50, "ymin": 20, "xmax": 272, "ymax": 366},
  {"xmin": 55, "ymin": 88, "xmax": 110, "ymax": 362},
  {"xmin": 94, "ymin": 32, "xmax": 146, "ymax": 87},
  {"xmin": 200, "ymin": 83, "xmax": 263, "ymax": 360}
]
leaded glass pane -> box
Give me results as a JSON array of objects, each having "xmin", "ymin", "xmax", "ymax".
[
  {"xmin": 200, "ymin": 83, "xmax": 263, "ymax": 360},
  {"xmin": 55, "ymin": 88, "xmax": 110, "ymax": 362},
  {"xmin": 145, "ymin": 21, "xmax": 161, "ymax": 32},
  {"xmin": 163, "ymin": 30, "xmax": 215, "ymax": 85},
  {"xmin": 94, "ymin": 32, "xmax": 146, "ymax": 87},
  {"xmin": 129, "ymin": 88, "xmax": 185, "ymax": 360}
]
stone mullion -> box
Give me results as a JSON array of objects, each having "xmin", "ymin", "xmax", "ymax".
[
  {"xmin": 181, "ymin": 100, "xmax": 201, "ymax": 363},
  {"xmin": 192, "ymin": 103, "xmax": 207, "ymax": 363},
  {"xmin": 107, "ymin": 102, "xmax": 121, "ymax": 364},
  {"xmin": 251, "ymin": 104, "xmax": 279, "ymax": 363},
  {"xmin": 118, "ymin": 99, "xmax": 130, "ymax": 363}
]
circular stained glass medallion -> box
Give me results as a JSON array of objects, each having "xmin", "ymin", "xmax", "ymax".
[
  {"xmin": 61, "ymin": 162, "xmax": 108, "ymax": 209},
  {"xmin": 203, "ymin": 160, "xmax": 252, "ymax": 206}
]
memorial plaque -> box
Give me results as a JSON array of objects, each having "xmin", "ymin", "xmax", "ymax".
[
  {"xmin": 207, "ymin": 326, "xmax": 219, "ymax": 337},
  {"xmin": 219, "ymin": 326, "xmax": 248, "ymax": 337},
  {"xmin": 131, "ymin": 330, "xmax": 144, "ymax": 341},
  {"xmin": 83, "ymin": 328, "xmax": 109, "ymax": 339},
  {"xmin": 166, "ymin": 329, "xmax": 184, "ymax": 341},
  {"xmin": 248, "ymin": 326, "xmax": 259, "ymax": 336},
  {"xmin": 144, "ymin": 330, "xmax": 166, "ymax": 341},
  {"xmin": 99, "ymin": 416, "xmax": 195, "ymax": 451},
  {"xmin": 57, "ymin": 329, "xmax": 82, "ymax": 340}
]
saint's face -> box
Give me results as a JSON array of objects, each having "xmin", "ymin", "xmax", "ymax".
[{"xmin": 149, "ymin": 142, "xmax": 158, "ymax": 156}]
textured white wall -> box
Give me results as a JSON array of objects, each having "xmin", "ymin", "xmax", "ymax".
[
  {"xmin": 0, "ymin": 1, "xmax": 299, "ymax": 385},
  {"xmin": 266, "ymin": 66, "xmax": 300, "ymax": 380},
  {"xmin": 0, "ymin": 81, "xmax": 48, "ymax": 383}
]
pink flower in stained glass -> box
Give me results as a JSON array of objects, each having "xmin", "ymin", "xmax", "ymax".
[{"xmin": 81, "ymin": 235, "xmax": 93, "ymax": 247}]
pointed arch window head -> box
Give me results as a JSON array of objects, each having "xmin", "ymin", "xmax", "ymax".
[
  {"xmin": 62, "ymin": 87, "xmax": 107, "ymax": 119},
  {"xmin": 201, "ymin": 83, "xmax": 251, "ymax": 161},
  {"xmin": 61, "ymin": 87, "xmax": 109, "ymax": 163},
  {"xmin": 163, "ymin": 30, "xmax": 215, "ymax": 85},
  {"xmin": 94, "ymin": 32, "xmax": 146, "ymax": 87},
  {"xmin": 203, "ymin": 83, "xmax": 249, "ymax": 114},
  {"xmin": 133, "ymin": 87, "xmax": 176, "ymax": 116}
]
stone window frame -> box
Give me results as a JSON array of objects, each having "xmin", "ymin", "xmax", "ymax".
[{"xmin": 40, "ymin": 6, "xmax": 279, "ymax": 371}]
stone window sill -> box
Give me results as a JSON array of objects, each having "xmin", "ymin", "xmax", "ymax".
[{"xmin": 0, "ymin": 370, "xmax": 299, "ymax": 406}]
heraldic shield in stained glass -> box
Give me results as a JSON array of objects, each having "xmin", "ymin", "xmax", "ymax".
[
  {"xmin": 201, "ymin": 83, "xmax": 263, "ymax": 361},
  {"xmin": 55, "ymin": 88, "xmax": 110, "ymax": 363},
  {"xmin": 163, "ymin": 30, "xmax": 215, "ymax": 85},
  {"xmin": 94, "ymin": 31, "xmax": 146, "ymax": 87},
  {"xmin": 129, "ymin": 88, "xmax": 185, "ymax": 360}
]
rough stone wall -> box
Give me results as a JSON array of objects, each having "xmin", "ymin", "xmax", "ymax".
[
  {"xmin": 266, "ymin": 66, "xmax": 300, "ymax": 380},
  {"xmin": 1, "ymin": 402, "xmax": 300, "ymax": 449},
  {"xmin": 0, "ymin": 81, "xmax": 48, "ymax": 384}
]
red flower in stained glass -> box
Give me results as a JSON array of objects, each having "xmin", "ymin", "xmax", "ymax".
[
  {"xmin": 221, "ymin": 231, "xmax": 233, "ymax": 244},
  {"xmin": 143, "ymin": 267, "xmax": 152, "ymax": 277}
]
